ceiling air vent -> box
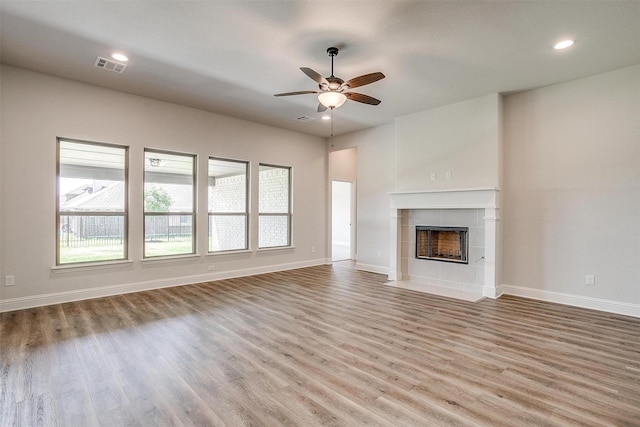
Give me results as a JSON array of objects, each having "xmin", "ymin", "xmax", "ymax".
[
  {"xmin": 295, "ymin": 115, "xmax": 316, "ymax": 122},
  {"xmin": 94, "ymin": 56, "xmax": 127, "ymax": 73}
]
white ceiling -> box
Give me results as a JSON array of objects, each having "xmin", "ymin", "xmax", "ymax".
[{"xmin": 1, "ymin": 1, "xmax": 639, "ymax": 137}]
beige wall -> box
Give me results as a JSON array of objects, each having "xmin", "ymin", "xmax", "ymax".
[
  {"xmin": 329, "ymin": 124, "xmax": 396, "ymax": 273},
  {"xmin": 327, "ymin": 66, "xmax": 639, "ymax": 314},
  {"xmin": 328, "ymin": 147, "xmax": 357, "ymax": 182},
  {"xmin": 502, "ymin": 64, "xmax": 640, "ymax": 305},
  {"xmin": 331, "ymin": 93, "xmax": 503, "ymax": 274},
  {"xmin": 395, "ymin": 93, "xmax": 502, "ymax": 191},
  {"xmin": 0, "ymin": 65, "xmax": 327, "ymax": 309}
]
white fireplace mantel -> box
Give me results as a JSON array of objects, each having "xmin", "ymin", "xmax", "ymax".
[
  {"xmin": 388, "ymin": 188, "xmax": 502, "ymax": 299},
  {"xmin": 390, "ymin": 187, "xmax": 499, "ymax": 210}
]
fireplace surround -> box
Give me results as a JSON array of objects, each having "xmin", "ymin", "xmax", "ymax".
[{"xmin": 389, "ymin": 188, "xmax": 501, "ymax": 299}]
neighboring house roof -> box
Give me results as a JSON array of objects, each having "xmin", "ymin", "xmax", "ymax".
[
  {"xmin": 61, "ymin": 181, "xmax": 192, "ymax": 211},
  {"xmin": 62, "ymin": 181, "xmax": 124, "ymax": 211}
]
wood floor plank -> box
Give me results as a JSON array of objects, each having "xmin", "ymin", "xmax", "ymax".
[{"xmin": 1, "ymin": 263, "xmax": 640, "ymax": 426}]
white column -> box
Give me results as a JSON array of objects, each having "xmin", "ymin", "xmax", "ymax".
[
  {"xmin": 388, "ymin": 208, "xmax": 402, "ymax": 281},
  {"xmin": 482, "ymin": 207, "xmax": 502, "ymax": 298}
]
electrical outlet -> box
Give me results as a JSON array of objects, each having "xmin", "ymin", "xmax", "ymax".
[
  {"xmin": 208, "ymin": 265, "xmax": 216, "ymax": 271},
  {"xmin": 430, "ymin": 172, "xmax": 437, "ymax": 181},
  {"xmin": 585, "ymin": 274, "xmax": 595, "ymax": 286},
  {"xmin": 445, "ymin": 171, "xmax": 452, "ymax": 180},
  {"xmin": 377, "ymin": 251, "xmax": 382, "ymax": 258},
  {"xmin": 311, "ymin": 246, "xmax": 316, "ymax": 253},
  {"xmin": 5, "ymin": 275, "xmax": 15, "ymax": 287}
]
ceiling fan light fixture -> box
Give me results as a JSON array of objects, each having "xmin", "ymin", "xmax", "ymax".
[{"xmin": 318, "ymin": 91, "xmax": 347, "ymax": 109}]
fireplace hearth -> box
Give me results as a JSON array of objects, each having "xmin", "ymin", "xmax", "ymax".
[{"xmin": 416, "ymin": 226, "xmax": 468, "ymax": 264}]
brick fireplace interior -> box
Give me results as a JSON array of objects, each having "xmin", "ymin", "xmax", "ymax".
[{"xmin": 416, "ymin": 226, "xmax": 468, "ymax": 263}]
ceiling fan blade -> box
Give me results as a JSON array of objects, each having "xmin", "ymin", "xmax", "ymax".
[
  {"xmin": 274, "ymin": 90, "xmax": 319, "ymax": 97},
  {"xmin": 317, "ymin": 103, "xmax": 327, "ymax": 113},
  {"xmin": 300, "ymin": 67, "xmax": 329, "ymax": 86},
  {"xmin": 345, "ymin": 92, "xmax": 382, "ymax": 105},
  {"xmin": 343, "ymin": 72, "xmax": 385, "ymax": 89}
]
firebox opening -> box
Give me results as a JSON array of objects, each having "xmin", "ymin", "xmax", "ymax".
[{"xmin": 416, "ymin": 226, "xmax": 468, "ymax": 264}]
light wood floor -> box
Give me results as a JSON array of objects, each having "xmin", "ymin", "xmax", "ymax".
[{"xmin": 1, "ymin": 263, "xmax": 639, "ymax": 426}]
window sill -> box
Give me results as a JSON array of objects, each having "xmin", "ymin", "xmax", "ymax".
[
  {"xmin": 51, "ymin": 259, "xmax": 133, "ymax": 273},
  {"xmin": 257, "ymin": 245, "xmax": 295, "ymax": 253},
  {"xmin": 207, "ymin": 249, "xmax": 253, "ymax": 256},
  {"xmin": 140, "ymin": 254, "xmax": 201, "ymax": 264}
]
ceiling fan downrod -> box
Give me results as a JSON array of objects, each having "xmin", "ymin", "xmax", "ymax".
[{"xmin": 327, "ymin": 47, "xmax": 339, "ymax": 77}]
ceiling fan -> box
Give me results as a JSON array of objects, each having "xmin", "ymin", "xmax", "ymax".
[{"xmin": 274, "ymin": 47, "xmax": 385, "ymax": 112}]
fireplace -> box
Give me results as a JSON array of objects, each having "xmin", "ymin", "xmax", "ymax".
[
  {"xmin": 416, "ymin": 226, "xmax": 468, "ymax": 263},
  {"xmin": 388, "ymin": 188, "xmax": 501, "ymax": 299}
]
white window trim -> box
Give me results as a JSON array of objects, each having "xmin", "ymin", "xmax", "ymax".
[
  {"xmin": 143, "ymin": 148, "xmax": 197, "ymax": 259},
  {"xmin": 51, "ymin": 259, "xmax": 133, "ymax": 272},
  {"xmin": 208, "ymin": 156, "xmax": 250, "ymax": 253},
  {"xmin": 258, "ymin": 163, "xmax": 292, "ymax": 249},
  {"xmin": 56, "ymin": 137, "xmax": 129, "ymax": 266}
]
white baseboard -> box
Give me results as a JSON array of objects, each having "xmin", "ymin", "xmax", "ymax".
[
  {"xmin": 502, "ymin": 284, "xmax": 640, "ymax": 319},
  {"xmin": 0, "ymin": 259, "xmax": 328, "ymax": 313},
  {"xmin": 5, "ymin": 265, "xmax": 636, "ymax": 319},
  {"xmin": 483, "ymin": 284, "xmax": 504, "ymax": 299},
  {"xmin": 355, "ymin": 262, "xmax": 389, "ymax": 275}
]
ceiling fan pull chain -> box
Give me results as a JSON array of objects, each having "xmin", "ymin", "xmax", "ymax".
[
  {"xmin": 331, "ymin": 107, "xmax": 334, "ymax": 137},
  {"xmin": 330, "ymin": 107, "xmax": 335, "ymax": 147}
]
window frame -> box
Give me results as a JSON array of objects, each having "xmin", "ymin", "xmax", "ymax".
[
  {"xmin": 208, "ymin": 156, "xmax": 250, "ymax": 253},
  {"xmin": 56, "ymin": 137, "xmax": 129, "ymax": 266},
  {"xmin": 143, "ymin": 148, "xmax": 197, "ymax": 259},
  {"xmin": 258, "ymin": 163, "xmax": 292, "ymax": 249}
]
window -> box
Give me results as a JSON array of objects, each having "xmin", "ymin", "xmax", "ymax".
[
  {"xmin": 57, "ymin": 138, "xmax": 128, "ymax": 265},
  {"xmin": 258, "ymin": 164, "xmax": 292, "ymax": 248},
  {"xmin": 144, "ymin": 149, "xmax": 196, "ymax": 258},
  {"xmin": 208, "ymin": 157, "xmax": 249, "ymax": 252}
]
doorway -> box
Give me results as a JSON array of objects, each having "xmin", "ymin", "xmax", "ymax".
[{"xmin": 332, "ymin": 180, "xmax": 353, "ymax": 261}]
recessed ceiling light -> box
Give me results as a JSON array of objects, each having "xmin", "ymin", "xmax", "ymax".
[
  {"xmin": 321, "ymin": 115, "xmax": 331, "ymax": 120},
  {"xmin": 554, "ymin": 39, "xmax": 574, "ymax": 50},
  {"xmin": 111, "ymin": 53, "xmax": 128, "ymax": 62}
]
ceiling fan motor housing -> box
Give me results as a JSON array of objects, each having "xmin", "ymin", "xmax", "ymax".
[{"xmin": 325, "ymin": 76, "xmax": 345, "ymax": 91}]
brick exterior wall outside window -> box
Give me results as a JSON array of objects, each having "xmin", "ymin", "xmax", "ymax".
[
  {"xmin": 259, "ymin": 166, "xmax": 291, "ymax": 248},
  {"xmin": 209, "ymin": 174, "xmax": 247, "ymax": 251}
]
